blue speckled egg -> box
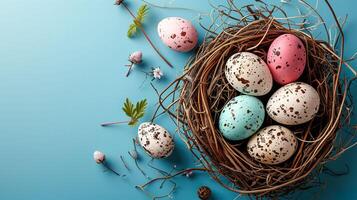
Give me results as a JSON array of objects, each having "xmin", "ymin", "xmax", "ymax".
[{"xmin": 219, "ymin": 95, "xmax": 265, "ymax": 141}]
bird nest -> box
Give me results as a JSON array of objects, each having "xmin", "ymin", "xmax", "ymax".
[{"xmin": 153, "ymin": 0, "xmax": 357, "ymax": 198}]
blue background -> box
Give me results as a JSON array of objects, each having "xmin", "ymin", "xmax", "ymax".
[{"xmin": 1, "ymin": 0, "xmax": 356, "ymax": 199}]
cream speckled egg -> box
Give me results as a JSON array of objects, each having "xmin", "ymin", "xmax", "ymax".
[
  {"xmin": 157, "ymin": 17, "xmax": 198, "ymax": 52},
  {"xmin": 266, "ymin": 82, "xmax": 320, "ymax": 125},
  {"xmin": 138, "ymin": 122, "xmax": 174, "ymax": 158},
  {"xmin": 225, "ymin": 52, "xmax": 273, "ymax": 96},
  {"xmin": 247, "ymin": 125, "xmax": 298, "ymax": 165}
]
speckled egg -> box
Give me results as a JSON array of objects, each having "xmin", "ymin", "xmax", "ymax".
[
  {"xmin": 219, "ymin": 95, "xmax": 265, "ymax": 141},
  {"xmin": 247, "ymin": 125, "xmax": 298, "ymax": 165},
  {"xmin": 225, "ymin": 52, "xmax": 273, "ymax": 96},
  {"xmin": 157, "ymin": 17, "xmax": 198, "ymax": 52},
  {"xmin": 138, "ymin": 122, "xmax": 175, "ymax": 158},
  {"xmin": 266, "ymin": 82, "xmax": 320, "ymax": 125},
  {"xmin": 267, "ymin": 34, "xmax": 306, "ymax": 85}
]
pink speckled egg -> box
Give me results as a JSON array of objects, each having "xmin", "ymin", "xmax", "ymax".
[
  {"xmin": 157, "ymin": 17, "xmax": 198, "ymax": 52},
  {"xmin": 267, "ymin": 34, "xmax": 306, "ymax": 85}
]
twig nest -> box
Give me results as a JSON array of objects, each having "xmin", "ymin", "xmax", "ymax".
[
  {"xmin": 138, "ymin": 122, "xmax": 174, "ymax": 158},
  {"xmin": 197, "ymin": 186, "xmax": 211, "ymax": 200},
  {"xmin": 156, "ymin": 1, "xmax": 355, "ymax": 197}
]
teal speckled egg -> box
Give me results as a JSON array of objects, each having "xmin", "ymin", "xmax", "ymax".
[{"xmin": 219, "ymin": 95, "xmax": 265, "ymax": 141}]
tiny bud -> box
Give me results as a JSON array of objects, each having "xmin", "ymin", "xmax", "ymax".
[
  {"xmin": 129, "ymin": 51, "xmax": 142, "ymax": 64},
  {"xmin": 114, "ymin": 0, "xmax": 124, "ymax": 5},
  {"xmin": 93, "ymin": 151, "xmax": 105, "ymax": 164},
  {"xmin": 184, "ymin": 170, "xmax": 193, "ymax": 178},
  {"xmin": 129, "ymin": 150, "xmax": 138, "ymax": 160}
]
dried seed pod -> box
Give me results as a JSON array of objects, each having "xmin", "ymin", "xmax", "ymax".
[{"xmin": 197, "ymin": 186, "xmax": 211, "ymax": 200}]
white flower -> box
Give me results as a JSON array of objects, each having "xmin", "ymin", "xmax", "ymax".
[
  {"xmin": 93, "ymin": 150, "xmax": 105, "ymax": 164},
  {"xmin": 185, "ymin": 170, "xmax": 193, "ymax": 178},
  {"xmin": 129, "ymin": 51, "xmax": 142, "ymax": 64},
  {"xmin": 152, "ymin": 67, "xmax": 163, "ymax": 79}
]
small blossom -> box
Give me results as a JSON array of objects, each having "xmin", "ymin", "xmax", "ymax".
[
  {"xmin": 185, "ymin": 170, "xmax": 194, "ymax": 178},
  {"xmin": 152, "ymin": 67, "xmax": 163, "ymax": 79},
  {"xmin": 114, "ymin": 0, "xmax": 124, "ymax": 5},
  {"xmin": 183, "ymin": 169, "xmax": 194, "ymax": 178},
  {"xmin": 93, "ymin": 151, "xmax": 105, "ymax": 164},
  {"xmin": 129, "ymin": 51, "xmax": 142, "ymax": 64}
]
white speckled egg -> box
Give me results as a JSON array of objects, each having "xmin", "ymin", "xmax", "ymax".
[
  {"xmin": 266, "ymin": 82, "xmax": 320, "ymax": 125},
  {"xmin": 247, "ymin": 125, "xmax": 298, "ymax": 165},
  {"xmin": 138, "ymin": 122, "xmax": 174, "ymax": 158},
  {"xmin": 225, "ymin": 52, "xmax": 273, "ymax": 96},
  {"xmin": 219, "ymin": 95, "xmax": 265, "ymax": 141},
  {"xmin": 157, "ymin": 17, "xmax": 198, "ymax": 52}
]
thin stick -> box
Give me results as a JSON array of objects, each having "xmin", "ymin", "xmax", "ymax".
[
  {"xmin": 102, "ymin": 162, "xmax": 122, "ymax": 176},
  {"xmin": 129, "ymin": 139, "xmax": 149, "ymax": 179},
  {"xmin": 138, "ymin": 168, "xmax": 209, "ymax": 188},
  {"xmin": 101, "ymin": 121, "xmax": 130, "ymax": 126},
  {"xmin": 120, "ymin": 155, "xmax": 130, "ymax": 171}
]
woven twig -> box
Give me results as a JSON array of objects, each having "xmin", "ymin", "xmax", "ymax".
[{"xmin": 152, "ymin": 0, "xmax": 356, "ymax": 198}]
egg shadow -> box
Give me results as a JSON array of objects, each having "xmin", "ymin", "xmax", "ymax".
[{"xmin": 164, "ymin": 139, "xmax": 188, "ymax": 165}]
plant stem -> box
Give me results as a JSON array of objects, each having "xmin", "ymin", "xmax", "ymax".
[
  {"xmin": 129, "ymin": 139, "xmax": 150, "ymax": 179},
  {"xmin": 101, "ymin": 120, "xmax": 130, "ymax": 126},
  {"xmin": 121, "ymin": 3, "xmax": 173, "ymax": 68},
  {"xmin": 125, "ymin": 63, "xmax": 133, "ymax": 77},
  {"xmin": 102, "ymin": 162, "xmax": 121, "ymax": 176},
  {"xmin": 120, "ymin": 155, "xmax": 130, "ymax": 171}
]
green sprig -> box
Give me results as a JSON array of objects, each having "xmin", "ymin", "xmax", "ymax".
[
  {"xmin": 122, "ymin": 98, "xmax": 147, "ymax": 126},
  {"xmin": 127, "ymin": 4, "xmax": 149, "ymax": 37}
]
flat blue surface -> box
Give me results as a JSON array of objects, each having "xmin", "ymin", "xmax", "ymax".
[{"xmin": 1, "ymin": 0, "xmax": 357, "ymax": 199}]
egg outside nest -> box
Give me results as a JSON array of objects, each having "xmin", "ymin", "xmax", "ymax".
[{"xmin": 137, "ymin": 122, "xmax": 175, "ymax": 159}]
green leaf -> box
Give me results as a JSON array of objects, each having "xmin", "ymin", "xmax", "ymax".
[
  {"xmin": 133, "ymin": 99, "xmax": 147, "ymax": 119},
  {"xmin": 122, "ymin": 98, "xmax": 134, "ymax": 117},
  {"xmin": 122, "ymin": 98, "xmax": 147, "ymax": 126},
  {"xmin": 127, "ymin": 23, "xmax": 137, "ymax": 37},
  {"xmin": 126, "ymin": 4, "xmax": 148, "ymax": 38},
  {"xmin": 136, "ymin": 4, "xmax": 149, "ymax": 24}
]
